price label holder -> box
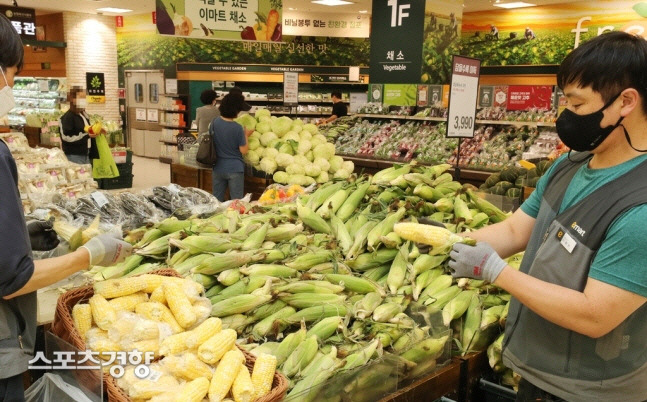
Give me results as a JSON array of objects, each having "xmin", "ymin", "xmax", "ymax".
[{"xmin": 446, "ymin": 55, "xmax": 481, "ymax": 180}]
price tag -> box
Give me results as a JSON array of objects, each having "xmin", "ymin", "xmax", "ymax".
[
  {"xmin": 560, "ymin": 232, "xmax": 576, "ymax": 254},
  {"xmin": 446, "ymin": 56, "xmax": 481, "ymax": 138},
  {"xmin": 91, "ymin": 191, "xmax": 109, "ymax": 209},
  {"xmin": 147, "ymin": 369, "xmax": 163, "ymax": 382}
]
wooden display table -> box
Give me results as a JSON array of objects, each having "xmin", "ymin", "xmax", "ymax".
[
  {"xmin": 380, "ymin": 360, "xmax": 461, "ymax": 402},
  {"xmin": 170, "ymin": 163, "xmax": 271, "ymax": 200}
]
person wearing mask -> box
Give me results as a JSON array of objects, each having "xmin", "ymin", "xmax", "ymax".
[
  {"xmin": 195, "ymin": 89, "xmax": 220, "ymax": 135},
  {"xmin": 319, "ymin": 92, "xmax": 347, "ymax": 125},
  {"xmin": 210, "ymin": 93, "xmax": 252, "ymax": 201},
  {"xmin": 60, "ymin": 87, "xmax": 98, "ymax": 164},
  {"xmin": 447, "ymin": 32, "xmax": 647, "ymax": 401},
  {"xmin": 0, "ymin": 15, "xmax": 132, "ymax": 400}
]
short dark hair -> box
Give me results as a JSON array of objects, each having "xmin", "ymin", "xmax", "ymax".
[
  {"xmin": 331, "ymin": 92, "xmax": 342, "ymax": 99},
  {"xmin": 219, "ymin": 93, "xmax": 251, "ymax": 118},
  {"xmin": 67, "ymin": 86, "xmax": 85, "ymax": 101},
  {"xmin": 0, "ymin": 15, "xmax": 24, "ymax": 71},
  {"xmin": 200, "ymin": 89, "xmax": 217, "ymax": 105},
  {"xmin": 557, "ymin": 31, "xmax": 647, "ymax": 114}
]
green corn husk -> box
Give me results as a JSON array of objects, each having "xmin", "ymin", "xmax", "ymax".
[
  {"xmin": 337, "ymin": 182, "xmax": 371, "ymax": 222},
  {"xmin": 442, "ymin": 290, "xmax": 477, "ymax": 326},
  {"xmin": 240, "ymin": 264, "xmax": 298, "ymax": 278},
  {"xmin": 481, "ymin": 294, "xmax": 511, "ymax": 308},
  {"xmin": 426, "ymin": 163, "xmax": 452, "ymax": 178},
  {"xmin": 347, "ymin": 248, "xmax": 399, "ymax": 271},
  {"xmin": 361, "ymin": 265, "xmax": 391, "ymax": 282},
  {"xmin": 467, "ymin": 189, "xmax": 509, "ymax": 223},
  {"xmin": 454, "ymin": 196, "xmax": 474, "ymax": 224},
  {"xmin": 173, "ymin": 253, "xmax": 212, "ymax": 275},
  {"xmin": 306, "ymin": 181, "xmax": 345, "ymax": 211},
  {"xmin": 307, "ymin": 262, "xmax": 352, "ymax": 275},
  {"xmin": 192, "ymin": 251, "xmax": 264, "ymax": 275},
  {"xmin": 457, "ymin": 278, "xmax": 486, "ymax": 290},
  {"xmin": 190, "ymin": 273, "xmax": 218, "ymax": 289},
  {"xmin": 297, "ymin": 202, "xmax": 332, "ymax": 234},
  {"xmin": 217, "ymin": 268, "xmax": 241, "ymax": 287},
  {"xmin": 372, "ymin": 302, "xmax": 404, "ymax": 323},
  {"xmin": 348, "ymin": 294, "xmax": 365, "ymax": 304},
  {"xmin": 244, "ymin": 300, "xmax": 288, "ymax": 326},
  {"xmin": 433, "ymin": 197, "xmax": 454, "ymax": 213},
  {"xmin": 400, "ymin": 335, "xmax": 449, "ymax": 364},
  {"xmin": 330, "ymin": 213, "xmax": 353, "ymax": 256},
  {"xmin": 282, "ymin": 335, "xmax": 319, "ymax": 377},
  {"xmin": 423, "ymin": 285, "xmax": 462, "ymax": 310},
  {"xmin": 366, "ymin": 208, "xmax": 407, "ymax": 252},
  {"xmin": 167, "ymin": 249, "xmax": 191, "ymax": 267},
  {"xmin": 306, "ymin": 316, "xmax": 343, "ymax": 341},
  {"xmin": 347, "ymin": 205, "xmax": 372, "ymax": 238},
  {"xmin": 371, "ymin": 164, "xmax": 411, "ymax": 185},
  {"xmin": 208, "ymin": 280, "xmax": 247, "ymax": 304},
  {"xmin": 435, "ymin": 181, "xmax": 462, "ymax": 195},
  {"xmin": 487, "ymin": 333, "xmax": 505, "ymax": 373},
  {"xmin": 412, "ymin": 184, "xmax": 436, "ymax": 202},
  {"xmin": 341, "ymin": 339, "xmax": 381, "ymax": 371},
  {"xmin": 461, "ymin": 293, "xmax": 483, "ymax": 355},
  {"xmin": 346, "ymin": 220, "xmax": 379, "ymax": 260},
  {"xmin": 219, "ymin": 314, "xmax": 248, "ymax": 332},
  {"xmin": 284, "ymin": 304, "xmax": 349, "ymax": 325},
  {"xmin": 249, "ymin": 341, "xmax": 281, "ymax": 358},
  {"xmin": 299, "ymin": 346, "xmax": 340, "ymax": 379},
  {"xmin": 265, "ymin": 223, "xmax": 304, "ymax": 242},
  {"xmin": 286, "ymin": 250, "xmax": 333, "ymax": 271},
  {"xmin": 92, "ymin": 254, "xmax": 144, "ymax": 280},
  {"xmin": 246, "ymin": 276, "xmax": 269, "ymax": 293},
  {"xmin": 241, "ymin": 222, "xmax": 269, "ymax": 250},
  {"xmin": 324, "ymin": 274, "xmax": 385, "ymax": 296},
  {"xmin": 124, "ymin": 226, "xmax": 147, "ymax": 245},
  {"xmin": 275, "ymin": 327, "xmax": 307, "ymax": 365},
  {"xmin": 275, "ymin": 281, "xmax": 345, "ymax": 294},
  {"xmin": 469, "ymin": 212, "xmax": 490, "ymax": 228},
  {"xmin": 431, "ymin": 173, "xmax": 454, "ymax": 187},
  {"xmin": 123, "ymin": 263, "xmax": 161, "ymax": 277},
  {"xmin": 262, "ymin": 249, "xmax": 287, "ymax": 263},
  {"xmin": 392, "ymin": 327, "xmax": 428, "ymax": 353},
  {"xmin": 419, "ymin": 275, "xmax": 453, "ymax": 302},
  {"xmin": 317, "ymin": 188, "xmax": 351, "ymax": 220},
  {"xmin": 413, "ymin": 268, "xmax": 443, "ymax": 301},
  {"xmin": 135, "ymin": 232, "xmax": 182, "ymax": 256},
  {"xmin": 231, "ymin": 222, "xmax": 261, "ymax": 241},
  {"xmin": 157, "ymin": 217, "xmax": 192, "ymax": 234},
  {"xmin": 134, "ymin": 228, "xmax": 164, "ymax": 248},
  {"xmin": 251, "ymin": 306, "xmax": 297, "ymax": 339},
  {"xmin": 480, "ymin": 305, "xmax": 506, "ymax": 331},
  {"xmin": 500, "ymin": 302, "xmax": 510, "ymax": 327},
  {"xmin": 403, "ymin": 172, "xmax": 435, "ymax": 186},
  {"xmin": 386, "ymin": 243, "xmax": 409, "ymax": 295},
  {"xmin": 353, "ymin": 292, "xmax": 383, "ymax": 319},
  {"xmin": 279, "ymin": 293, "xmax": 347, "ymax": 309},
  {"xmin": 205, "ymin": 284, "xmax": 225, "ymax": 298},
  {"xmin": 210, "ymin": 294, "xmax": 272, "ymax": 317},
  {"xmin": 288, "ymin": 357, "xmax": 341, "ymax": 402}
]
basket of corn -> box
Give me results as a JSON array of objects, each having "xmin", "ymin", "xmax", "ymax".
[{"xmin": 52, "ymin": 269, "xmax": 288, "ymax": 402}]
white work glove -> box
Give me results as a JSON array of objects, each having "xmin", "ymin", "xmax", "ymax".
[
  {"xmin": 448, "ymin": 242, "xmax": 507, "ymax": 283},
  {"xmin": 80, "ymin": 233, "xmax": 133, "ymax": 266}
]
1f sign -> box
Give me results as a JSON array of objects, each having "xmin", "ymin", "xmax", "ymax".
[{"xmin": 388, "ymin": 0, "xmax": 410, "ymax": 27}]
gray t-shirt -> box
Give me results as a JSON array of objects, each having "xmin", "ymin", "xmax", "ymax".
[
  {"xmin": 211, "ymin": 117, "xmax": 246, "ymax": 173},
  {"xmin": 195, "ymin": 104, "xmax": 221, "ymax": 134}
]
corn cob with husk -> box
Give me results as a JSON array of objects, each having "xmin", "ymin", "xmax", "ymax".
[
  {"xmin": 466, "ymin": 189, "xmax": 509, "ymax": 223},
  {"xmin": 239, "ymin": 264, "xmax": 297, "ymax": 278},
  {"xmin": 366, "ymin": 208, "xmax": 406, "ymax": 252},
  {"xmin": 80, "ymin": 215, "xmax": 101, "ymax": 245},
  {"xmin": 278, "ymin": 293, "xmax": 346, "ymax": 309},
  {"xmin": 217, "ymin": 268, "xmax": 241, "ymax": 286},
  {"xmin": 346, "ymin": 220, "xmax": 379, "ymax": 260},
  {"xmin": 322, "ymin": 273, "xmax": 384, "ymax": 296},
  {"xmin": 274, "ymin": 280, "xmax": 344, "ymax": 294},
  {"xmin": 274, "ymin": 326, "xmax": 307, "ymax": 365},
  {"xmin": 371, "ymin": 164, "xmax": 411, "ymax": 185},
  {"xmin": 330, "ymin": 212, "xmax": 353, "ymax": 255},
  {"xmin": 157, "ymin": 217, "xmax": 192, "ymax": 234},
  {"xmin": 424, "ymin": 285, "xmax": 462, "ymax": 310},
  {"xmin": 136, "ymin": 232, "xmax": 182, "ymax": 257},
  {"xmin": 361, "ymin": 264, "xmax": 390, "ymax": 282},
  {"xmin": 392, "ymin": 326, "xmax": 428, "ymax": 353},
  {"xmin": 341, "ymin": 339, "xmax": 381, "ymax": 371},
  {"xmin": 487, "ymin": 333, "xmax": 506, "ymax": 373},
  {"xmin": 168, "ymin": 248, "xmax": 191, "ymax": 267},
  {"xmin": 306, "ymin": 316, "xmax": 343, "ymax": 341},
  {"xmin": 285, "ymin": 249, "xmax": 333, "ymax": 271},
  {"xmin": 284, "ymin": 304, "xmax": 348, "ymax": 325},
  {"xmin": 92, "ymin": 254, "xmax": 144, "ymax": 280},
  {"xmin": 281, "ymin": 334, "xmax": 319, "ymax": 377},
  {"xmin": 346, "ymin": 205, "xmax": 371, "ymax": 238},
  {"xmin": 211, "ymin": 294, "xmax": 272, "ymax": 317},
  {"xmin": 442, "ymin": 290, "xmax": 477, "ymax": 326},
  {"xmin": 297, "ymin": 202, "xmax": 332, "ymax": 234},
  {"xmin": 243, "ymin": 300, "xmax": 287, "ymax": 325},
  {"xmin": 192, "ymin": 251, "xmax": 264, "ymax": 275},
  {"xmin": 170, "ymin": 235, "xmax": 240, "ymax": 255},
  {"xmin": 347, "ymin": 248, "xmax": 399, "ymax": 271},
  {"xmin": 240, "ymin": 222, "xmax": 269, "ymax": 250},
  {"xmin": 412, "ymin": 268, "xmax": 443, "ymax": 301},
  {"xmin": 53, "ymin": 220, "xmax": 83, "ymax": 251},
  {"xmin": 353, "ymin": 292, "xmax": 383, "ymax": 319},
  {"xmin": 265, "ymin": 223, "xmax": 304, "ymax": 242},
  {"xmin": 316, "ymin": 188, "xmax": 351, "ymax": 219},
  {"xmin": 251, "ymin": 306, "xmax": 296, "ymax": 339},
  {"xmin": 400, "ymin": 335, "xmax": 449, "ymax": 364},
  {"xmin": 386, "ymin": 243, "xmax": 409, "ymax": 295},
  {"xmin": 454, "ymin": 196, "xmax": 474, "ymax": 224},
  {"xmin": 337, "ymin": 182, "xmax": 370, "ymax": 222},
  {"xmin": 306, "ymin": 181, "xmax": 344, "ymax": 211},
  {"xmin": 208, "ymin": 280, "xmax": 247, "ymax": 304},
  {"xmin": 413, "ymin": 253, "xmax": 450, "ymax": 276},
  {"xmin": 171, "ymin": 253, "xmax": 211, "ymax": 275},
  {"xmin": 372, "ymin": 302, "xmax": 404, "ymax": 323}
]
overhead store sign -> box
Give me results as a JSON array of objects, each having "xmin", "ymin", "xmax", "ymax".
[
  {"xmin": 176, "ymin": 63, "xmax": 369, "ymax": 74},
  {"xmin": 447, "ymin": 56, "xmax": 480, "ymax": 138},
  {"xmin": 0, "ymin": 6, "xmax": 36, "ymax": 39},
  {"xmin": 282, "ymin": 11, "xmax": 369, "ymax": 38},
  {"xmin": 86, "ymin": 72, "xmax": 106, "ymax": 104},
  {"xmin": 369, "ymin": 0, "xmax": 425, "ymax": 83},
  {"xmin": 507, "ymin": 86, "xmax": 553, "ymax": 110},
  {"xmin": 156, "ymin": 0, "xmax": 282, "ymax": 42}
]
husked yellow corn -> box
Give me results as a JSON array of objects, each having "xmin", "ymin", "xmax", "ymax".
[
  {"xmin": 208, "ymin": 349, "xmax": 245, "ymax": 402},
  {"xmin": 150, "ymin": 286, "xmax": 166, "ymax": 304},
  {"xmin": 159, "ymin": 331, "xmax": 193, "ymax": 356},
  {"xmin": 136, "ymin": 302, "xmax": 184, "ymax": 334},
  {"xmin": 185, "ymin": 317, "xmax": 222, "ymax": 349},
  {"xmin": 108, "ymin": 292, "xmax": 149, "ymax": 312},
  {"xmin": 94, "ymin": 275, "xmax": 154, "ymax": 299},
  {"xmin": 87, "ymin": 336, "xmax": 121, "ymax": 360},
  {"xmin": 163, "ymin": 352, "xmax": 213, "ymax": 380},
  {"xmin": 129, "ymin": 374, "xmax": 179, "ymax": 399},
  {"xmin": 251, "ymin": 353, "xmax": 277, "ymax": 399},
  {"xmin": 198, "ymin": 328, "xmax": 237, "ymax": 365},
  {"xmin": 128, "ymin": 338, "xmax": 161, "ymax": 357},
  {"xmin": 232, "ymin": 365, "xmax": 255, "ymax": 402},
  {"xmin": 394, "ymin": 222, "xmax": 471, "ymax": 248},
  {"xmin": 166, "ymin": 277, "xmax": 205, "ymax": 302},
  {"xmin": 89, "ymin": 294, "xmax": 117, "ymax": 330},
  {"xmin": 72, "ymin": 304, "xmax": 92, "ymax": 340},
  {"xmin": 174, "ymin": 377, "xmax": 210, "ymax": 402},
  {"xmin": 163, "ymin": 282, "xmax": 197, "ymax": 329}
]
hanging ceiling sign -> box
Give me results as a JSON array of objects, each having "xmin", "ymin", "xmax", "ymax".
[{"xmin": 0, "ymin": 6, "xmax": 36, "ymax": 39}]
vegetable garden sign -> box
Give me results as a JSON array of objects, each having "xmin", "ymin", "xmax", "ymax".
[{"xmin": 156, "ymin": 0, "xmax": 283, "ymax": 41}]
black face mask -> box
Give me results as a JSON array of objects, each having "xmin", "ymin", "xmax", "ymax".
[{"xmin": 556, "ymin": 92, "xmax": 623, "ymax": 152}]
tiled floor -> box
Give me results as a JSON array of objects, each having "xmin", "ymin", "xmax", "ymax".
[{"xmin": 131, "ymin": 155, "xmax": 171, "ymax": 192}]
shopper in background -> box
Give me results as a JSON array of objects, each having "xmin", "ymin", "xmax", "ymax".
[
  {"xmin": 210, "ymin": 92, "xmax": 252, "ymax": 201},
  {"xmin": 195, "ymin": 89, "xmax": 220, "ymax": 135},
  {"xmin": 60, "ymin": 86, "xmax": 98, "ymax": 164},
  {"xmin": 448, "ymin": 32, "xmax": 647, "ymax": 401},
  {"xmin": 0, "ymin": 15, "xmax": 132, "ymax": 401},
  {"xmin": 318, "ymin": 91, "xmax": 347, "ymax": 125}
]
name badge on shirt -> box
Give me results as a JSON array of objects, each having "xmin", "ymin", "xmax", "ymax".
[{"xmin": 560, "ymin": 232, "xmax": 577, "ymax": 253}]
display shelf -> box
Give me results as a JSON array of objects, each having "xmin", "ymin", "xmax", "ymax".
[
  {"xmin": 159, "ymin": 156, "xmax": 174, "ymax": 164},
  {"xmin": 379, "ymin": 360, "xmax": 461, "ymax": 402},
  {"xmin": 407, "ymin": 116, "xmax": 447, "ymax": 122},
  {"xmin": 159, "ymin": 109, "xmax": 186, "ymax": 113},
  {"xmin": 477, "ymin": 119, "xmax": 556, "ymax": 127},
  {"xmin": 352, "ymin": 114, "xmax": 555, "ymax": 126},
  {"xmin": 160, "ymin": 140, "xmax": 178, "ymax": 145},
  {"xmin": 354, "ymin": 114, "xmax": 401, "ymax": 119},
  {"xmin": 159, "ymin": 124, "xmax": 188, "ymax": 129}
]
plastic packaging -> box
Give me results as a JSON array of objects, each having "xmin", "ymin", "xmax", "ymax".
[{"xmin": 24, "ymin": 373, "xmax": 96, "ymax": 402}]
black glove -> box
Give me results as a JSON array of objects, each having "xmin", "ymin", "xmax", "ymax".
[
  {"xmin": 27, "ymin": 220, "xmax": 60, "ymax": 251},
  {"xmin": 416, "ymin": 218, "xmax": 446, "ymax": 254}
]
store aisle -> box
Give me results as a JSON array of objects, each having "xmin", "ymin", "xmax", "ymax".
[{"xmin": 131, "ymin": 155, "xmax": 171, "ymax": 192}]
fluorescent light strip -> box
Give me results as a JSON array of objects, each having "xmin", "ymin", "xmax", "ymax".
[
  {"xmin": 311, "ymin": 0, "xmax": 354, "ymax": 6},
  {"xmin": 96, "ymin": 7, "xmax": 133, "ymax": 13},
  {"xmin": 493, "ymin": 2, "xmax": 536, "ymax": 9}
]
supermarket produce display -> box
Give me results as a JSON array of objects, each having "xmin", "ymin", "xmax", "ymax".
[{"xmin": 53, "ymin": 162, "xmax": 521, "ymax": 400}]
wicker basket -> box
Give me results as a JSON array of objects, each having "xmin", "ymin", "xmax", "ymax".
[{"xmin": 51, "ymin": 269, "xmax": 288, "ymax": 402}]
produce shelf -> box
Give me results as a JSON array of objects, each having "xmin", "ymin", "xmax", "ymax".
[
  {"xmin": 476, "ymin": 119, "xmax": 556, "ymax": 127},
  {"xmin": 379, "ymin": 360, "xmax": 461, "ymax": 402},
  {"xmin": 407, "ymin": 116, "xmax": 447, "ymax": 122}
]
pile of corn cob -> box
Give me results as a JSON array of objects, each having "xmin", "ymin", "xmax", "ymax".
[
  {"xmin": 72, "ymin": 274, "xmax": 278, "ymax": 401},
  {"xmin": 83, "ymin": 161, "xmax": 518, "ymax": 397}
]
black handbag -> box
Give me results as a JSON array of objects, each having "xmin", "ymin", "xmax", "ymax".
[{"xmin": 196, "ymin": 129, "xmax": 217, "ymax": 166}]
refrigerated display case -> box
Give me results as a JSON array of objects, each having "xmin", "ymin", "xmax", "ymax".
[{"xmin": 9, "ymin": 77, "xmax": 67, "ymax": 126}]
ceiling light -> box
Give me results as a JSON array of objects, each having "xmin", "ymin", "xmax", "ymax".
[
  {"xmin": 359, "ymin": 10, "xmax": 368, "ymax": 14},
  {"xmin": 493, "ymin": 2, "xmax": 536, "ymax": 9},
  {"xmin": 96, "ymin": 7, "xmax": 133, "ymax": 13},
  {"xmin": 311, "ymin": 0, "xmax": 354, "ymax": 6}
]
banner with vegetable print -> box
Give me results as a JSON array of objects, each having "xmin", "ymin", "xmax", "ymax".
[
  {"xmin": 156, "ymin": 0, "xmax": 283, "ymax": 41},
  {"xmin": 420, "ymin": 0, "xmax": 463, "ymax": 85},
  {"xmin": 118, "ymin": 13, "xmax": 369, "ymax": 78},
  {"xmin": 460, "ymin": 1, "xmax": 647, "ymax": 66}
]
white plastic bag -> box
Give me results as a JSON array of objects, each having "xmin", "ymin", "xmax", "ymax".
[{"xmin": 24, "ymin": 373, "xmax": 95, "ymax": 402}]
